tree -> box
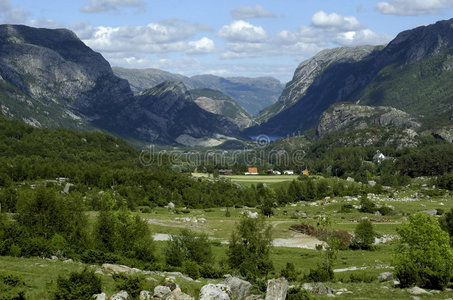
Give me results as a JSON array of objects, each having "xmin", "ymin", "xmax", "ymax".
[
  {"xmin": 164, "ymin": 229, "xmax": 213, "ymax": 267},
  {"xmin": 439, "ymin": 208, "xmax": 453, "ymax": 245},
  {"xmin": 227, "ymin": 216, "xmax": 273, "ymax": 281},
  {"xmin": 54, "ymin": 269, "xmax": 101, "ymax": 300},
  {"xmin": 393, "ymin": 213, "xmax": 453, "ymax": 289},
  {"xmin": 358, "ymin": 195, "xmax": 377, "ymax": 213},
  {"xmin": 352, "ymin": 219, "xmax": 376, "ymax": 250}
]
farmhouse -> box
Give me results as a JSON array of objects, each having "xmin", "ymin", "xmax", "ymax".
[
  {"xmin": 245, "ymin": 167, "xmax": 258, "ymax": 175},
  {"xmin": 373, "ymin": 150, "xmax": 386, "ymax": 163}
]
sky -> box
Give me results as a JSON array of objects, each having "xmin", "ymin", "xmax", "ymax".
[{"xmin": 2, "ymin": 0, "xmax": 453, "ymax": 82}]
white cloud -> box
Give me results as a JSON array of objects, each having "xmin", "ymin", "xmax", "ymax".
[
  {"xmin": 218, "ymin": 20, "xmax": 267, "ymax": 42},
  {"xmin": 334, "ymin": 29, "xmax": 391, "ymax": 45},
  {"xmin": 187, "ymin": 37, "xmax": 216, "ymax": 54},
  {"xmin": 81, "ymin": 20, "xmax": 209, "ymax": 54},
  {"xmin": 0, "ymin": 0, "xmax": 30, "ymax": 23},
  {"xmin": 81, "ymin": 0, "xmax": 145, "ymax": 13},
  {"xmin": 311, "ymin": 11, "xmax": 362, "ymax": 31},
  {"xmin": 28, "ymin": 18, "xmax": 65, "ymax": 29},
  {"xmin": 375, "ymin": 0, "xmax": 453, "ymax": 16},
  {"xmin": 231, "ymin": 5, "xmax": 276, "ymax": 19}
]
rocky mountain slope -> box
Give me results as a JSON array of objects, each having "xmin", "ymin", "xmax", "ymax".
[
  {"xmin": 316, "ymin": 103, "xmax": 421, "ymax": 137},
  {"xmin": 112, "ymin": 67, "xmax": 284, "ymax": 116},
  {"xmin": 247, "ymin": 18, "xmax": 453, "ymax": 137},
  {"xmin": 190, "ymin": 88, "xmax": 252, "ymax": 129},
  {"xmin": 256, "ymin": 45, "xmax": 382, "ymax": 123},
  {"xmin": 0, "ymin": 25, "xmax": 240, "ymax": 145}
]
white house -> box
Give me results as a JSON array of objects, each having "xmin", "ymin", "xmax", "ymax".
[
  {"xmin": 283, "ymin": 170, "xmax": 294, "ymax": 175},
  {"xmin": 373, "ymin": 150, "xmax": 386, "ymax": 163}
]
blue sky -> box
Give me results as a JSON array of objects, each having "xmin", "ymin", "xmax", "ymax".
[{"xmin": 2, "ymin": 0, "xmax": 453, "ymax": 82}]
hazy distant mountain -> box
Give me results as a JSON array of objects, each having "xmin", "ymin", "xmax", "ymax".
[
  {"xmin": 0, "ymin": 25, "xmax": 240, "ymax": 145},
  {"xmin": 247, "ymin": 18, "xmax": 453, "ymax": 138},
  {"xmin": 190, "ymin": 88, "xmax": 252, "ymax": 129},
  {"xmin": 112, "ymin": 67, "xmax": 284, "ymax": 116}
]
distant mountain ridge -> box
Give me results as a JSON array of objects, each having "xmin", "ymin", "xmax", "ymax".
[
  {"xmin": 247, "ymin": 18, "xmax": 453, "ymax": 137},
  {"xmin": 112, "ymin": 67, "xmax": 284, "ymax": 116}
]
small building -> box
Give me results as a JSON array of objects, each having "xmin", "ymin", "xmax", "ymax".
[
  {"xmin": 245, "ymin": 167, "xmax": 258, "ymax": 175},
  {"xmin": 273, "ymin": 170, "xmax": 281, "ymax": 175},
  {"xmin": 283, "ymin": 170, "xmax": 294, "ymax": 175},
  {"xmin": 373, "ymin": 150, "xmax": 386, "ymax": 163},
  {"xmin": 219, "ymin": 169, "xmax": 233, "ymax": 175},
  {"xmin": 302, "ymin": 169, "xmax": 310, "ymax": 176}
]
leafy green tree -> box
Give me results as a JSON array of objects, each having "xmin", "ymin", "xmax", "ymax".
[
  {"xmin": 164, "ymin": 229, "xmax": 213, "ymax": 267},
  {"xmin": 227, "ymin": 217, "xmax": 273, "ymax": 281},
  {"xmin": 54, "ymin": 269, "xmax": 101, "ymax": 300},
  {"xmin": 359, "ymin": 195, "xmax": 377, "ymax": 213},
  {"xmin": 439, "ymin": 208, "xmax": 453, "ymax": 245},
  {"xmin": 352, "ymin": 219, "xmax": 376, "ymax": 250},
  {"xmin": 394, "ymin": 213, "xmax": 453, "ymax": 289}
]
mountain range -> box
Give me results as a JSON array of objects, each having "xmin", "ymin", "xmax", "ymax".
[
  {"xmin": 112, "ymin": 67, "xmax": 284, "ymax": 117},
  {"xmin": 1, "ymin": 19, "xmax": 453, "ymax": 146}
]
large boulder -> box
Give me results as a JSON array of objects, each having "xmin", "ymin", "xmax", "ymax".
[
  {"xmin": 199, "ymin": 284, "xmax": 232, "ymax": 300},
  {"xmin": 154, "ymin": 285, "xmax": 172, "ymax": 298},
  {"xmin": 92, "ymin": 293, "xmax": 106, "ymax": 300},
  {"xmin": 140, "ymin": 290, "xmax": 152, "ymax": 300},
  {"xmin": 407, "ymin": 286, "xmax": 431, "ymax": 295},
  {"xmin": 311, "ymin": 282, "xmax": 334, "ymax": 296},
  {"xmin": 110, "ymin": 290, "xmax": 129, "ymax": 300},
  {"xmin": 377, "ymin": 272, "xmax": 394, "ymax": 282},
  {"xmin": 265, "ymin": 278, "xmax": 288, "ymax": 300},
  {"xmin": 245, "ymin": 296, "xmax": 264, "ymax": 300},
  {"xmin": 164, "ymin": 288, "xmax": 195, "ymax": 300},
  {"xmin": 102, "ymin": 263, "xmax": 137, "ymax": 275},
  {"xmin": 223, "ymin": 275, "xmax": 252, "ymax": 299}
]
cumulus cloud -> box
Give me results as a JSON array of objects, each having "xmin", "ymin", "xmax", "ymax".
[
  {"xmin": 81, "ymin": 0, "xmax": 145, "ymax": 13},
  {"xmin": 311, "ymin": 11, "xmax": 362, "ymax": 31},
  {"xmin": 231, "ymin": 5, "xmax": 276, "ymax": 19},
  {"xmin": 187, "ymin": 37, "xmax": 216, "ymax": 54},
  {"xmin": 0, "ymin": 0, "xmax": 30, "ymax": 23},
  {"xmin": 375, "ymin": 0, "xmax": 453, "ymax": 15},
  {"xmin": 218, "ymin": 20, "xmax": 267, "ymax": 42}
]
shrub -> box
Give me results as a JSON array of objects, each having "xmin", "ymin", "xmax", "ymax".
[
  {"xmin": 352, "ymin": 219, "xmax": 376, "ymax": 250},
  {"xmin": 287, "ymin": 287, "xmax": 312, "ymax": 300},
  {"xmin": 394, "ymin": 213, "xmax": 453, "ymax": 289},
  {"xmin": 359, "ymin": 195, "xmax": 377, "ymax": 213},
  {"xmin": 339, "ymin": 204, "xmax": 353, "ymax": 213},
  {"xmin": 304, "ymin": 262, "xmax": 334, "ymax": 282},
  {"xmin": 199, "ymin": 264, "xmax": 223, "ymax": 279},
  {"xmin": 280, "ymin": 262, "xmax": 299, "ymax": 282},
  {"xmin": 54, "ymin": 269, "xmax": 101, "ymax": 300},
  {"xmin": 112, "ymin": 273, "xmax": 145, "ymax": 299},
  {"xmin": 378, "ymin": 206, "xmax": 394, "ymax": 216},
  {"xmin": 0, "ymin": 273, "xmax": 26, "ymax": 300},
  {"xmin": 164, "ymin": 229, "xmax": 213, "ymax": 267},
  {"xmin": 182, "ymin": 260, "xmax": 200, "ymax": 279}
]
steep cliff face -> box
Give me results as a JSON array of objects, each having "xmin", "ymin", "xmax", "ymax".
[
  {"xmin": 190, "ymin": 89, "xmax": 252, "ymax": 129},
  {"xmin": 247, "ymin": 18, "xmax": 453, "ymax": 137},
  {"xmin": 0, "ymin": 24, "xmax": 133, "ymax": 123},
  {"xmin": 316, "ymin": 103, "xmax": 421, "ymax": 137},
  {"xmin": 257, "ymin": 45, "xmax": 381, "ymax": 123}
]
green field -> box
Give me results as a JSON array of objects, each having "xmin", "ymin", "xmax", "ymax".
[{"xmin": 192, "ymin": 173, "xmax": 299, "ymax": 188}]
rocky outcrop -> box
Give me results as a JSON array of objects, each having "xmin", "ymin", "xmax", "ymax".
[
  {"xmin": 257, "ymin": 45, "xmax": 380, "ymax": 123},
  {"xmin": 432, "ymin": 126, "xmax": 453, "ymax": 142},
  {"xmin": 110, "ymin": 291, "xmax": 129, "ymax": 300},
  {"xmin": 316, "ymin": 103, "xmax": 421, "ymax": 137},
  {"xmin": 199, "ymin": 284, "xmax": 232, "ymax": 300},
  {"xmin": 223, "ymin": 275, "xmax": 252, "ymax": 299},
  {"xmin": 264, "ymin": 278, "xmax": 288, "ymax": 300},
  {"xmin": 164, "ymin": 288, "xmax": 195, "ymax": 300}
]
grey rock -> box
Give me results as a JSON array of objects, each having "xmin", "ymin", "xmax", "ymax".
[
  {"xmin": 265, "ymin": 278, "xmax": 288, "ymax": 300},
  {"xmin": 92, "ymin": 293, "xmax": 106, "ymax": 300},
  {"xmin": 422, "ymin": 209, "xmax": 437, "ymax": 216},
  {"xmin": 164, "ymin": 288, "xmax": 195, "ymax": 300},
  {"xmin": 377, "ymin": 272, "xmax": 394, "ymax": 282},
  {"xmin": 245, "ymin": 296, "xmax": 264, "ymax": 300},
  {"xmin": 223, "ymin": 275, "xmax": 252, "ymax": 299},
  {"xmin": 199, "ymin": 283, "xmax": 231, "ymax": 300},
  {"xmin": 368, "ymin": 180, "xmax": 377, "ymax": 187},
  {"xmin": 154, "ymin": 286, "xmax": 172, "ymax": 298},
  {"xmin": 139, "ymin": 290, "xmax": 152, "ymax": 300},
  {"xmin": 311, "ymin": 282, "xmax": 334, "ymax": 296},
  {"xmin": 407, "ymin": 286, "xmax": 431, "ymax": 295},
  {"xmin": 110, "ymin": 290, "xmax": 129, "ymax": 300}
]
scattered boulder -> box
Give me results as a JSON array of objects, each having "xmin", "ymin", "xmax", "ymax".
[
  {"xmin": 223, "ymin": 275, "xmax": 252, "ymax": 299},
  {"xmin": 63, "ymin": 259, "xmax": 73, "ymax": 263},
  {"xmin": 368, "ymin": 180, "xmax": 376, "ymax": 187},
  {"xmin": 140, "ymin": 290, "xmax": 152, "ymax": 300},
  {"xmin": 92, "ymin": 293, "xmax": 107, "ymax": 300},
  {"xmin": 164, "ymin": 288, "xmax": 195, "ymax": 300},
  {"xmin": 377, "ymin": 272, "xmax": 394, "ymax": 282},
  {"xmin": 407, "ymin": 286, "xmax": 431, "ymax": 295},
  {"xmin": 421, "ymin": 209, "xmax": 437, "ymax": 216},
  {"xmin": 166, "ymin": 202, "xmax": 175, "ymax": 209},
  {"xmin": 110, "ymin": 290, "xmax": 129, "ymax": 300},
  {"xmin": 265, "ymin": 278, "xmax": 288, "ymax": 300},
  {"xmin": 102, "ymin": 263, "xmax": 137, "ymax": 275},
  {"xmin": 199, "ymin": 283, "xmax": 232, "ymax": 300},
  {"xmin": 346, "ymin": 177, "xmax": 355, "ymax": 182},
  {"xmin": 311, "ymin": 282, "xmax": 334, "ymax": 296},
  {"xmin": 154, "ymin": 285, "xmax": 172, "ymax": 298},
  {"xmin": 245, "ymin": 296, "xmax": 264, "ymax": 300}
]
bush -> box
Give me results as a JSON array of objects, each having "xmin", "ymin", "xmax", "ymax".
[
  {"xmin": 182, "ymin": 260, "xmax": 200, "ymax": 279},
  {"xmin": 338, "ymin": 204, "xmax": 353, "ymax": 213},
  {"xmin": 164, "ymin": 229, "xmax": 213, "ymax": 267},
  {"xmin": 394, "ymin": 213, "xmax": 453, "ymax": 289},
  {"xmin": 280, "ymin": 262, "xmax": 299, "ymax": 282},
  {"xmin": 342, "ymin": 272, "xmax": 375, "ymax": 283},
  {"xmin": 351, "ymin": 219, "xmax": 376, "ymax": 250},
  {"xmin": 199, "ymin": 264, "xmax": 223, "ymax": 279},
  {"xmin": 112, "ymin": 273, "xmax": 145, "ymax": 299},
  {"xmin": 359, "ymin": 195, "xmax": 377, "ymax": 213},
  {"xmin": 378, "ymin": 206, "xmax": 394, "ymax": 216},
  {"xmin": 0, "ymin": 273, "xmax": 26, "ymax": 300},
  {"xmin": 287, "ymin": 287, "xmax": 312, "ymax": 300},
  {"xmin": 54, "ymin": 269, "xmax": 101, "ymax": 300},
  {"xmin": 304, "ymin": 262, "xmax": 334, "ymax": 282}
]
